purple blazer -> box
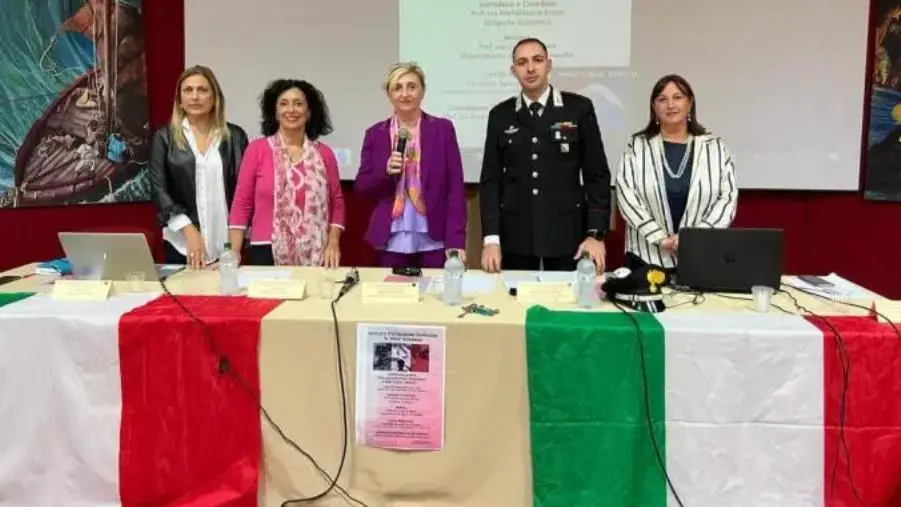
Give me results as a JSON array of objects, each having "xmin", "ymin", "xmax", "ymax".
[{"xmin": 354, "ymin": 112, "xmax": 467, "ymax": 250}]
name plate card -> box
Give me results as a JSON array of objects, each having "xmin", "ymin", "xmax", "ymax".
[
  {"xmin": 872, "ymin": 299, "xmax": 901, "ymax": 324},
  {"xmin": 247, "ymin": 279, "xmax": 306, "ymax": 300},
  {"xmin": 361, "ymin": 282, "xmax": 420, "ymax": 305},
  {"xmin": 52, "ymin": 280, "xmax": 112, "ymax": 301},
  {"xmin": 516, "ymin": 282, "xmax": 575, "ymax": 305}
]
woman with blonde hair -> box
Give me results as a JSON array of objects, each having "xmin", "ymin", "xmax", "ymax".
[
  {"xmin": 354, "ymin": 62, "xmax": 467, "ymax": 269},
  {"xmin": 149, "ymin": 65, "xmax": 249, "ymax": 269}
]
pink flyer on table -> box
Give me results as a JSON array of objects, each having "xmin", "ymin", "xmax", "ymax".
[{"xmin": 355, "ymin": 323, "xmax": 446, "ymax": 450}]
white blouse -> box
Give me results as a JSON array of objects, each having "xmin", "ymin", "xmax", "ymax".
[{"xmin": 162, "ymin": 119, "xmax": 228, "ymax": 263}]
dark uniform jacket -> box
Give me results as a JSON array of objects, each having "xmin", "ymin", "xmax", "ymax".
[
  {"xmin": 479, "ymin": 86, "xmax": 612, "ymax": 258},
  {"xmin": 149, "ymin": 122, "xmax": 249, "ymax": 227}
]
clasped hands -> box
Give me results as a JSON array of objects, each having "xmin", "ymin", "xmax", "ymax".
[{"xmin": 661, "ymin": 234, "xmax": 679, "ymax": 251}]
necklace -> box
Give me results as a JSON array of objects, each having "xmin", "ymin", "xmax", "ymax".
[
  {"xmin": 663, "ymin": 136, "xmax": 693, "ymax": 179},
  {"xmin": 285, "ymin": 146, "xmax": 302, "ymax": 166},
  {"xmin": 279, "ymin": 132, "xmax": 304, "ymax": 165}
]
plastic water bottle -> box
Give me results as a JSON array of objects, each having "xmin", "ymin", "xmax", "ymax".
[
  {"xmin": 442, "ymin": 250, "xmax": 464, "ymax": 305},
  {"xmin": 576, "ymin": 252, "xmax": 597, "ymax": 308},
  {"xmin": 219, "ymin": 242, "xmax": 239, "ymax": 295}
]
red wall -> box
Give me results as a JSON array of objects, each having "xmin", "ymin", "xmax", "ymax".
[{"xmin": 1, "ymin": 0, "xmax": 898, "ymax": 297}]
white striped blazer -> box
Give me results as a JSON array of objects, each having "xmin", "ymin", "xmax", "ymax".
[{"xmin": 614, "ymin": 133, "xmax": 738, "ymax": 268}]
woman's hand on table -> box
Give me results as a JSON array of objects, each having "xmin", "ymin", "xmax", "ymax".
[
  {"xmin": 184, "ymin": 225, "xmax": 206, "ymax": 270},
  {"xmin": 323, "ymin": 239, "xmax": 341, "ymax": 268}
]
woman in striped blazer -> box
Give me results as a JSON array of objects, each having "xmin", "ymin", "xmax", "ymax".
[{"xmin": 615, "ymin": 74, "xmax": 738, "ymax": 269}]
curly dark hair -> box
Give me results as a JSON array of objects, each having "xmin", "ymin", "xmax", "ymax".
[{"xmin": 259, "ymin": 79, "xmax": 333, "ymax": 140}]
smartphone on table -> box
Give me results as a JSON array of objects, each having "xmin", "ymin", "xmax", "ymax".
[
  {"xmin": 798, "ymin": 275, "xmax": 834, "ymax": 288},
  {"xmin": 392, "ymin": 266, "xmax": 422, "ymax": 277}
]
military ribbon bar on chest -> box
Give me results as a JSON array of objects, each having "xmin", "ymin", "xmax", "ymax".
[{"xmin": 550, "ymin": 121, "xmax": 578, "ymax": 154}]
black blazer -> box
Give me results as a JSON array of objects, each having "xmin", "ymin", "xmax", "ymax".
[
  {"xmin": 479, "ymin": 87, "xmax": 611, "ymax": 258},
  {"xmin": 149, "ymin": 122, "xmax": 249, "ymax": 227}
]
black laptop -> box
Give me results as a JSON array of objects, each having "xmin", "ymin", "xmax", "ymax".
[{"xmin": 676, "ymin": 228, "xmax": 784, "ymax": 293}]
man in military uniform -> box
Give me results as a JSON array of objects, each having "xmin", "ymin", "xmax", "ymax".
[{"xmin": 479, "ymin": 38, "xmax": 611, "ymax": 272}]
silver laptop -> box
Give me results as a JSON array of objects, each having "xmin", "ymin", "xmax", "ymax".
[{"xmin": 58, "ymin": 232, "xmax": 164, "ymax": 281}]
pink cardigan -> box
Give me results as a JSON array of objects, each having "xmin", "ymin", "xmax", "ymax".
[{"xmin": 228, "ymin": 137, "xmax": 346, "ymax": 243}]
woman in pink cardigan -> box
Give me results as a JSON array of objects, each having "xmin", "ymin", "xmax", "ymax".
[{"xmin": 228, "ymin": 79, "xmax": 345, "ymax": 267}]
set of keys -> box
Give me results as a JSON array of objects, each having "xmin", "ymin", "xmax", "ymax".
[{"xmin": 457, "ymin": 303, "xmax": 499, "ymax": 318}]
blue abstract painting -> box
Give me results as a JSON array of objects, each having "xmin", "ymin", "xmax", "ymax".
[
  {"xmin": 864, "ymin": 2, "xmax": 901, "ymax": 201},
  {"xmin": 0, "ymin": 0, "xmax": 150, "ymax": 208}
]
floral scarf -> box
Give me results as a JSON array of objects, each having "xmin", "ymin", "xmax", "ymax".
[
  {"xmin": 269, "ymin": 134, "xmax": 329, "ymax": 266},
  {"xmin": 390, "ymin": 116, "xmax": 426, "ymax": 219}
]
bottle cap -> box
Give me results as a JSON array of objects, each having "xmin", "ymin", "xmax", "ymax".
[{"xmin": 224, "ymin": 242, "xmax": 232, "ymax": 249}]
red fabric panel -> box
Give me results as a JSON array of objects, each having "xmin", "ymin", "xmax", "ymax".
[
  {"xmin": 117, "ymin": 295, "xmax": 281, "ymax": 507},
  {"xmin": 807, "ymin": 316, "xmax": 901, "ymax": 506}
]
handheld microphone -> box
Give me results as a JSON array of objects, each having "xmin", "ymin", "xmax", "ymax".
[
  {"xmin": 395, "ymin": 128, "xmax": 410, "ymax": 155},
  {"xmin": 391, "ymin": 129, "xmax": 410, "ymax": 179},
  {"xmin": 335, "ymin": 267, "xmax": 360, "ymax": 302}
]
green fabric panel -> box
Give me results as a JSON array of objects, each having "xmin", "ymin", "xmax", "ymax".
[
  {"xmin": 525, "ymin": 306, "xmax": 667, "ymax": 507},
  {"xmin": 0, "ymin": 293, "xmax": 35, "ymax": 308}
]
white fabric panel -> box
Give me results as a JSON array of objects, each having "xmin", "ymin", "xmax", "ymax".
[
  {"xmin": 0, "ymin": 293, "xmax": 158, "ymax": 507},
  {"xmin": 658, "ymin": 312, "xmax": 824, "ymax": 507}
]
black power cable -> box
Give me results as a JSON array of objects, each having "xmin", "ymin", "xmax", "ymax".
[
  {"xmin": 777, "ymin": 288, "xmax": 862, "ymax": 504},
  {"xmin": 673, "ymin": 285, "xmax": 866, "ymax": 504},
  {"xmin": 156, "ymin": 270, "xmax": 368, "ymax": 507},
  {"xmin": 692, "ymin": 285, "xmax": 875, "ymax": 505},
  {"xmin": 609, "ymin": 301, "xmax": 685, "ymax": 507},
  {"xmin": 780, "ymin": 284, "xmax": 901, "ymax": 505}
]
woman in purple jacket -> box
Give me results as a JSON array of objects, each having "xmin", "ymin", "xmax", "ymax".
[{"xmin": 354, "ymin": 62, "xmax": 467, "ymax": 269}]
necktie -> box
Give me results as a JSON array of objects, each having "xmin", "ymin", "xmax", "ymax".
[{"xmin": 529, "ymin": 101, "xmax": 542, "ymax": 118}]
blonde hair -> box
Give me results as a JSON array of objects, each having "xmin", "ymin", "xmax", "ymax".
[
  {"xmin": 383, "ymin": 62, "xmax": 426, "ymax": 93},
  {"xmin": 168, "ymin": 65, "xmax": 230, "ymax": 151}
]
